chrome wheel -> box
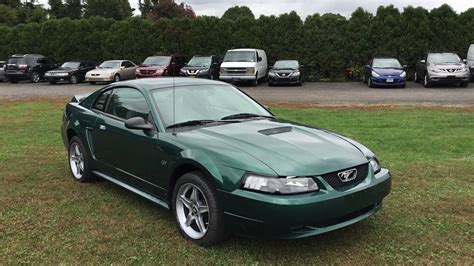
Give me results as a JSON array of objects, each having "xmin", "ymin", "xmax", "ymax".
[
  {"xmin": 69, "ymin": 143, "xmax": 84, "ymax": 179},
  {"xmin": 70, "ymin": 75, "xmax": 78, "ymax": 84},
  {"xmin": 114, "ymin": 74, "xmax": 120, "ymax": 82},
  {"xmin": 175, "ymin": 183, "xmax": 209, "ymax": 239},
  {"xmin": 31, "ymin": 72, "xmax": 40, "ymax": 83}
]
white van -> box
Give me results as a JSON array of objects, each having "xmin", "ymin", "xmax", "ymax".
[
  {"xmin": 468, "ymin": 44, "xmax": 474, "ymax": 80},
  {"xmin": 219, "ymin": 48, "xmax": 268, "ymax": 86}
]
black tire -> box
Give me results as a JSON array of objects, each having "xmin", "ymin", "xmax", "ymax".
[
  {"xmin": 252, "ymin": 73, "xmax": 258, "ymax": 87},
  {"xmin": 70, "ymin": 74, "xmax": 78, "ymax": 84},
  {"xmin": 172, "ymin": 171, "xmax": 227, "ymax": 247},
  {"xmin": 68, "ymin": 136, "xmax": 95, "ymax": 183},
  {"xmin": 31, "ymin": 71, "xmax": 40, "ymax": 83},
  {"xmin": 423, "ymin": 73, "xmax": 431, "ymax": 88},
  {"xmin": 368, "ymin": 77, "xmax": 374, "ymax": 88},
  {"xmin": 49, "ymin": 81, "xmax": 57, "ymax": 85},
  {"xmin": 414, "ymin": 72, "xmax": 419, "ymax": 83},
  {"xmin": 89, "ymin": 81, "xmax": 96, "ymax": 85},
  {"xmin": 113, "ymin": 74, "xmax": 121, "ymax": 82}
]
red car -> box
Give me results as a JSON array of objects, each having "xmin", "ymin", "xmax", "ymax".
[{"xmin": 136, "ymin": 55, "xmax": 186, "ymax": 78}]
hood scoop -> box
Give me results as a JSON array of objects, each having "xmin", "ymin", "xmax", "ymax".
[{"xmin": 259, "ymin": 126, "xmax": 293, "ymax": 136}]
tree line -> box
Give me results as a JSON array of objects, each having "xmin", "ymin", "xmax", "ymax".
[{"xmin": 0, "ymin": 4, "xmax": 473, "ymax": 81}]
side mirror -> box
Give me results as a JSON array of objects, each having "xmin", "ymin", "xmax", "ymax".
[
  {"xmin": 365, "ymin": 65, "xmax": 371, "ymax": 69},
  {"xmin": 420, "ymin": 59, "xmax": 426, "ymax": 64},
  {"xmin": 463, "ymin": 59, "xmax": 467, "ymax": 63},
  {"xmin": 120, "ymin": 66, "xmax": 125, "ymax": 69},
  {"xmin": 403, "ymin": 65, "xmax": 408, "ymax": 68},
  {"xmin": 125, "ymin": 117, "xmax": 154, "ymax": 131},
  {"xmin": 258, "ymin": 56, "xmax": 262, "ymax": 62}
]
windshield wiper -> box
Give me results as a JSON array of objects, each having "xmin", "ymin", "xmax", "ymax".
[
  {"xmin": 166, "ymin": 119, "xmax": 239, "ymax": 129},
  {"xmin": 221, "ymin": 113, "xmax": 276, "ymax": 120}
]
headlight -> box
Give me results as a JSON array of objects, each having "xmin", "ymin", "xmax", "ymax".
[
  {"xmin": 156, "ymin": 69, "xmax": 164, "ymax": 74},
  {"xmin": 268, "ymin": 71, "xmax": 276, "ymax": 77},
  {"xmin": 291, "ymin": 71, "xmax": 301, "ymax": 77},
  {"xmin": 59, "ymin": 73, "xmax": 69, "ymax": 76},
  {"xmin": 368, "ymin": 157, "xmax": 381, "ymax": 174},
  {"xmin": 371, "ymin": 71, "xmax": 380, "ymax": 78},
  {"xmin": 246, "ymin": 67, "xmax": 255, "ymax": 74},
  {"xmin": 198, "ymin": 69, "xmax": 208, "ymax": 75},
  {"xmin": 400, "ymin": 71, "xmax": 406, "ymax": 78},
  {"xmin": 242, "ymin": 174, "xmax": 319, "ymax": 195},
  {"xmin": 179, "ymin": 69, "xmax": 186, "ymax": 74},
  {"xmin": 44, "ymin": 72, "xmax": 51, "ymax": 76},
  {"xmin": 135, "ymin": 69, "xmax": 140, "ymax": 73},
  {"xmin": 429, "ymin": 68, "xmax": 441, "ymax": 73}
]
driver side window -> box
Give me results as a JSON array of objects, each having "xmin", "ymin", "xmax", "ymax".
[{"xmin": 106, "ymin": 88, "xmax": 150, "ymax": 121}]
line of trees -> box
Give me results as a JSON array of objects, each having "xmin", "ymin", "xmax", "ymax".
[{"xmin": 0, "ymin": 4, "xmax": 473, "ymax": 81}]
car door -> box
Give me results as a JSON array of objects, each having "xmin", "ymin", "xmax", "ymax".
[
  {"xmin": 90, "ymin": 87, "xmax": 159, "ymax": 193},
  {"xmin": 124, "ymin": 61, "xmax": 137, "ymax": 79}
]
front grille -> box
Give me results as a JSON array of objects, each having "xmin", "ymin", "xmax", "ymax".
[
  {"xmin": 321, "ymin": 163, "xmax": 369, "ymax": 191},
  {"xmin": 276, "ymin": 72, "xmax": 291, "ymax": 77},
  {"xmin": 223, "ymin": 68, "xmax": 247, "ymax": 75},
  {"xmin": 140, "ymin": 70, "xmax": 156, "ymax": 74}
]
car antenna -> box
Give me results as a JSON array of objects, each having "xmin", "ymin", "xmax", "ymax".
[{"xmin": 172, "ymin": 76, "xmax": 177, "ymax": 136}]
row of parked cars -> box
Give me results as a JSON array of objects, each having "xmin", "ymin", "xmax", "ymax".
[{"xmin": 1, "ymin": 45, "xmax": 473, "ymax": 87}]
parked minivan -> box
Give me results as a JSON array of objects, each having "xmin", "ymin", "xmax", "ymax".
[
  {"xmin": 219, "ymin": 48, "xmax": 267, "ymax": 86},
  {"xmin": 468, "ymin": 44, "xmax": 474, "ymax": 80},
  {"xmin": 136, "ymin": 55, "xmax": 186, "ymax": 78}
]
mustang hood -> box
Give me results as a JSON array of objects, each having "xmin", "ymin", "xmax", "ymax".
[{"xmin": 195, "ymin": 120, "xmax": 368, "ymax": 176}]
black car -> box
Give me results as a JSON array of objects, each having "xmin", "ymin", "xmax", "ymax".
[
  {"xmin": 5, "ymin": 54, "xmax": 58, "ymax": 83},
  {"xmin": 179, "ymin": 55, "xmax": 220, "ymax": 79},
  {"xmin": 44, "ymin": 61, "xmax": 96, "ymax": 84},
  {"xmin": 268, "ymin": 60, "xmax": 304, "ymax": 86}
]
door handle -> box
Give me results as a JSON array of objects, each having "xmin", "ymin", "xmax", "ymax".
[{"xmin": 99, "ymin": 125, "xmax": 106, "ymax": 131}]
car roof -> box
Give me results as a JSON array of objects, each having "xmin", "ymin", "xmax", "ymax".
[
  {"xmin": 116, "ymin": 77, "xmax": 228, "ymax": 91},
  {"xmin": 11, "ymin": 54, "xmax": 44, "ymax": 58},
  {"xmin": 227, "ymin": 48, "xmax": 261, "ymax": 52}
]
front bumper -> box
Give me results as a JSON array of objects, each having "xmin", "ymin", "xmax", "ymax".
[
  {"xmin": 45, "ymin": 75, "xmax": 70, "ymax": 82},
  {"xmin": 219, "ymin": 75, "xmax": 256, "ymax": 82},
  {"xmin": 268, "ymin": 75, "xmax": 300, "ymax": 84},
  {"xmin": 219, "ymin": 168, "xmax": 391, "ymax": 239},
  {"xmin": 428, "ymin": 72, "xmax": 470, "ymax": 84},
  {"xmin": 136, "ymin": 72, "xmax": 165, "ymax": 78},
  {"xmin": 370, "ymin": 76, "xmax": 406, "ymax": 86},
  {"xmin": 85, "ymin": 76, "xmax": 113, "ymax": 82}
]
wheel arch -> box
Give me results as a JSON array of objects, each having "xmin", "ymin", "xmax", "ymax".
[{"xmin": 168, "ymin": 158, "xmax": 222, "ymax": 204}]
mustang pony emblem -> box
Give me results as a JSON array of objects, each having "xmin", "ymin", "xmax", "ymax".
[{"xmin": 337, "ymin": 169, "xmax": 357, "ymax": 182}]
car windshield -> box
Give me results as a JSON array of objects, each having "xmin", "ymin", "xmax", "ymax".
[
  {"xmin": 143, "ymin": 56, "xmax": 171, "ymax": 66},
  {"xmin": 274, "ymin": 60, "xmax": 299, "ymax": 69},
  {"xmin": 428, "ymin": 53, "xmax": 461, "ymax": 64},
  {"xmin": 99, "ymin": 61, "xmax": 120, "ymax": 69},
  {"xmin": 152, "ymin": 84, "xmax": 271, "ymax": 128},
  {"xmin": 223, "ymin": 51, "xmax": 256, "ymax": 62},
  {"xmin": 7, "ymin": 57, "xmax": 25, "ymax": 65},
  {"xmin": 372, "ymin": 58, "xmax": 402, "ymax": 68},
  {"xmin": 61, "ymin": 62, "xmax": 80, "ymax": 69},
  {"xmin": 187, "ymin": 57, "xmax": 212, "ymax": 67}
]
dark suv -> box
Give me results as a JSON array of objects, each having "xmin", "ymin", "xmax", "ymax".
[
  {"xmin": 5, "ymin": 54, "xmax": 58, "ymax": 83},
  {"xmin": 179, "ymin": 55, "xmax": 220, "ymax": 79}
]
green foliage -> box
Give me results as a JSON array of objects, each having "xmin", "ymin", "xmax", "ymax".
[
  {"xmin": 0, "ymin": 4, "xmax": 473, "ymax": 81},
  {"xmin": 142, "ymin": 0, "xmax": 195, "ymax": 19}
]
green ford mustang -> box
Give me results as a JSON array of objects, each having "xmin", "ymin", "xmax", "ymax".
[{"xmin": 61, "ymin": 78, "xmax": 391, "ymax": 246}]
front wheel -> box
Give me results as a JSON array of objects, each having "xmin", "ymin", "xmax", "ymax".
[
  {"xmin": 251, "ymin": 73, "xmax": 258, "ymax": 87},
  {"xmin": 172, "ymin": 172, "xmax": 227, "ymax": 246},
  {"xmin": 113, "ymin": 74, "xmax": 121, "ymax": 82},
  {"xmin": 70, "ymin": 74, "xmax": 78, "ymax": 84},
  {"xmin": 423, "ymin": 73, "xmax": 431, "ymax": 88},
  {"xmin": 68, "ymin": 136, "xmax": 95, "ymax": 182},
  {"xmin": 31, "ymin": 71, "xmax": 40, "ymax": 83}
]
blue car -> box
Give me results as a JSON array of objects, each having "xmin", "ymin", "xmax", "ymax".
[{"xmin": 363, "ymin": 57, "xmax": 407, "ymax": 88}]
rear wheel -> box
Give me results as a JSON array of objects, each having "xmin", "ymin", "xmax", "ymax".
[
  {"xmin": 68, "ymin": 136, "xmax": 95, "ymax": 183},
  {"xmin": 31, "ymin": 71, "xmax": 40, "ymax": 83},
  {"xmin": 172, "ymin": 171, "xmax": 226, "ymax": 246}
]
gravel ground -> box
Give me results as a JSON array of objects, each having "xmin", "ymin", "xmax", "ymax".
[{"xmin": 0, "ymin": 80, "xmax": 473, "ymax": 106}]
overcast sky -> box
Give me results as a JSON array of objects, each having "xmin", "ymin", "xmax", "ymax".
[{"xmin": 37, "ymin": 0, "xmax": 473, "ymax": 17}]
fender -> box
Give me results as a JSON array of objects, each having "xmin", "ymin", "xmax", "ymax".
[{"xmin": 178, "ymin": 149, "xmax": 224, "ymax": 185}]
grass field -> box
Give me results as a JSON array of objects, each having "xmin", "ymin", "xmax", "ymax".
[{"xmin": 0, "ymin": 100, "xmax": 473, "ymax": 264}]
